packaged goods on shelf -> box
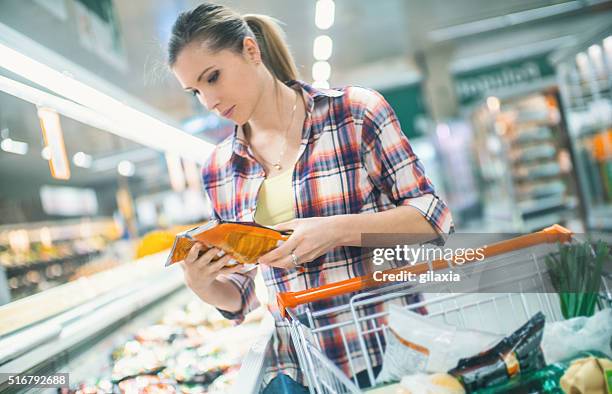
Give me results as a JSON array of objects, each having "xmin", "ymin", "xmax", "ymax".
[
  {"xmin": 471, "ymin": 90, "xmax": 578, "ymax": 231},
  {"xmin": 553, "ymin": 28, "xmax": 612, "ymax": 229},
  {"xmin": 0, "ymin": 218, "xmax": 121, "ymax": 301}
]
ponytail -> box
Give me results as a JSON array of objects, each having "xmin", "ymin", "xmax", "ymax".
[
  {"xmin": 243, "ymin": 14, "xmax": 298, "ymax": 82},
  {"xmin": 168, "ymin": 4, "xmax": 299, "ymax": 83}
]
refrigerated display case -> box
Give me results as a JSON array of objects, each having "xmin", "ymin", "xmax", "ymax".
[
  {"xmin": 0, "ymin": 250, "xmax": 271, "ymax": 394},
  {"xmin": 471, "ymin": 87, "xmax": 580, "ymax": 232},
  {"xmin": 0, "ymin": 218, "xmax": 122, "ymax": 303},
  {"xmin": 553, "ymin": 27, "xmax": 612, "ymax": 231}
]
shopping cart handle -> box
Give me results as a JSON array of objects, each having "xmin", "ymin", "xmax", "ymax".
[{"xmin": 277, "ymin": 224, "xmax": 572, "ymax": 318}]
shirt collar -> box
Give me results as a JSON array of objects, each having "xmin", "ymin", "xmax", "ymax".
[{"xmin": 231, "ymin": 79, "xmax": 345, "ymax": 160}]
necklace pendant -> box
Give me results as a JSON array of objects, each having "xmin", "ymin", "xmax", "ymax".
[{"xmin": 273, "ymin": 163, "xmax": 282, "ymax": 171}]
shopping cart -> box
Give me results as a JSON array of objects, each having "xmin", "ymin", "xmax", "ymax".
[{"xmin": 276, "ymin": 225, "xmax": 612, "ymax": 394}]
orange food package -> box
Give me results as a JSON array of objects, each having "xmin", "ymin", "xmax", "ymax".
[{"xmin": 165, "ymin": 220, "xmax": 290, "ymax": 266}]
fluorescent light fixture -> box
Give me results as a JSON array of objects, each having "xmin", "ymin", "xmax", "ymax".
[
  {"xmin": 117, "ymin": 160, "xmax": 135, "ymax": 177},
  {"xmin": 1, "ymin": 138, "xmax": 28, "ymax": 155},
  {"xmin": 315, "ymin": 0, "xmax": 335, "ymax": 30},
  {"xmin": 313, "ymin": 35, "xmax": 333, "ymax": 61},
  {"xmin": 38, "ymin": 107, "xmax": 71, "ymax": 180},
  {"xmin": 165, "ymin": 153, "xmax": 186, "ymax": 192},
  {"xmin": 312, "ymin": 80, "xmax": 330, "ymax": 89},
  {"xmin": 0, "ymin": 38, "xmax": 215, "ymax": 164},
  {"xmin": 73, "ymin": 151, "xmax": 92, "ymax": 168},
  {"xmin": 41, "ymin": 146, "xmax": 51, "ymax": 160},
  {"xmin": 312, "ymin": 61, "xmax": 331, "ymax": 81}
]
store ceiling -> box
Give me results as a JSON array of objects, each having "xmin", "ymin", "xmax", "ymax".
[{"xmin": 0, "ymin": 0, "xmax": 611, "ymax": 195}]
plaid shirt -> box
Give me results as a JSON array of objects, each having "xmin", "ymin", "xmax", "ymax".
[{"xmin": 201, "ymin": 80, "xmax": 453, "ymax": 387}]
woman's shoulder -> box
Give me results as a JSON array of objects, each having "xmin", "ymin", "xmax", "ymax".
[
  {"xmin": 330, "ymin": 85, "xmax": 390, "ymax": 126},
  {"xmin": 200, "ymin": 133, "xmax": 234, "ymax": 182},
  {"xmin": 334, "ymin": 85, "xmax": 391, "ymax": 119}
]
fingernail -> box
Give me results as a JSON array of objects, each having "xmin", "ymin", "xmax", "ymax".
[{"xmin": 216, "ymin": 250, "xmax": 225, "ymax": 257}]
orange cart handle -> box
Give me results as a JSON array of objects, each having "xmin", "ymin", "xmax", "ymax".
[{"xmin": 277, "ymin": 224, "xmax": 572, "ymax": 318}]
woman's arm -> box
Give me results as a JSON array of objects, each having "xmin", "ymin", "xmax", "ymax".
[
  {"xmin": 188, "ymin": 277, "xmax": 243, "ymax": 313},
  {"xmin": 332, "ymin": 205, "xmax": 438, "ymax": 247},
  {"xmin": 181, "ymin": 243, "xmax": 260, "ymax": 319}
]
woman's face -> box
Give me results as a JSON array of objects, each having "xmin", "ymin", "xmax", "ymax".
[{"xmin": 172, "ymin": 39, "xmax": 263, "ymax": 124}]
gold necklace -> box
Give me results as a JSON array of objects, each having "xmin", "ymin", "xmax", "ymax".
[{"xmin": 252, "ymin": 90, "xmax": 298, "ymax": 172}]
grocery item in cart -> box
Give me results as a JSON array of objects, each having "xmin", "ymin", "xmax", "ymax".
[
  {"xmin": 376, "ymin": 304, "xmax": 502, "ymax": 384},
  {"xmin": 560, "ymin": 356, "xmax": 612, "ymax": 394},
  {"xmin": 165, "ymin": 220, "xmax": 290, "ymax": 265},
  {"xmin": 448, "ymin": 312, "xmax": 546, "ymax": 392},
  {"xmin": 470, "ymin": 352, "xmax": 610, "ymax": 394}
]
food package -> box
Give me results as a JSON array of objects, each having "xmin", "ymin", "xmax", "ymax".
[
  {"xmin": 560, "ymin": 356, "xmax": 612, "ymax": 394},
  {"xmin": 376, "ymin": 304, "xmax": 502, "ymax": 384},
  {"xmin": 541, "ymin": 308, "xmax": 612, "ymax": 363},
  {"xmin": 448, "ymin": 312, "xmax": 546, "ymax": 393},
  {"xmin": 396, "ymin": 373, "xmax": 465, "ymax": 394},
  {"xmin": 166, "ymin": 220, "xmax": 290, "ymax": 265}
]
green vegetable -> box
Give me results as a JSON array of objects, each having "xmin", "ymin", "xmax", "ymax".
[{"xmin": 545, "ymin": 240, "xmax": 609, "ymax": 319}]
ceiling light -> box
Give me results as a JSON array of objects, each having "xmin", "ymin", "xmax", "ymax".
[
  {"xmin": 73, "ymin": 151, "xmax": 92, "ymax": 168},
  {"xmin": 0, "ymin": 39, "xmax": 214, "ymax": 164},
  {"xmin": 312, "ymin": 61, "xmax": 331, "ymax": 81},
  {"xmin": 315, "ymin": 0, "xmax": 335, "ymax": 30},
  {"xmin": 313, "ymin": 35, "xmax": 333, "ymax": 61},
  {"xmin": 117, "ymin": 160, "xmax": 135, "ymax": 177},
  {"xmin": 0, "ymin": 138, "xmax": 28, "ymax": 155}
]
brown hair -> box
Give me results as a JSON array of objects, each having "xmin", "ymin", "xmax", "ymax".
[{"xmin": 167, "ymin": 3, "xmax": 298, "ymax": 82}]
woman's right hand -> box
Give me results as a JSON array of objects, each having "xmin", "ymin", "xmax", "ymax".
[{"xmin": 181, "ymin": 243, "xmax": 243, "ymax": 293}]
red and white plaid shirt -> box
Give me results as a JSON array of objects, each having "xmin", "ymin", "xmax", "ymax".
[{"xmin": 201, "ymin": 80, "xmax": 453, "ymax": 386}]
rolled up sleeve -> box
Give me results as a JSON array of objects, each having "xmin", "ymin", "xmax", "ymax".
[
  {"xmin": 360, "ymin": 89, "xmax": 454, "ymax": 240},
  {"xmin": 216, "ymin": 267, "xmax": 261, "ymax": 324}
]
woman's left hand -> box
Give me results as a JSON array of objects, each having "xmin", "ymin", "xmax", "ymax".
[{"xmin": 257, "ymin": 216, "xmax": 343, "ymax": 269}]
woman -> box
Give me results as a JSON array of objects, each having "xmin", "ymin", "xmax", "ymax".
[{"xmin": 168, "ymin": 3, "xmax": 453, "ymax": 393}]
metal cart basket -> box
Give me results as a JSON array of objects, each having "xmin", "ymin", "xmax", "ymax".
[{"xmin": 276, "ymin": 225, "xmax": 612, "ymax": 394}]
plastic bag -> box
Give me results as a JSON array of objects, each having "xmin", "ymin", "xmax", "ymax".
[
  {"xmin": 396, "ymin": 373, "xmax": 465, "ymax": 394},
  {"xmin": 376, "ymin": 304, "xmax": 502, "ymax": 384},
  {"xmin": 541, "ymin": 308, "xmax": 612, "ymax": 364}
]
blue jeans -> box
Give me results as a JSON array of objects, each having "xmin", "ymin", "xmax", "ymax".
[
  {"xmin": 262, "ymin": 366, "xmax": 382, "ymax": 393},
  {"xmin": 262, "ymin": 373, "xmax": 310, "ymax": 394}
]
